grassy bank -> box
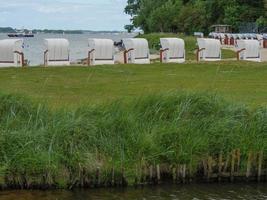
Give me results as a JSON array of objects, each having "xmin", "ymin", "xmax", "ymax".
[
  {"xmin": 0, "ymin": 61, "xmax": 267, "ymax": 189},
  {"xmin": 136, "ymin": 33, "xmax": 236, "ymax": 60},
  {"xmin": 0, "ymin": 92, "xmax": 266, "ymax": 189},
  {"xmin": 0, "ymin": 62, "xmax": 267, "ymax": 108}
]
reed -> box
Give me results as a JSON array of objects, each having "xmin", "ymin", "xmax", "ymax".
[{"xmin": 0, "ymin": 92, "xmax": 266, "ymax": 189}]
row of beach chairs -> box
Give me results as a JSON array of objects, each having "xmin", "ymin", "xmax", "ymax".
[
  {"xmin": 0, "ymin": 37, "xmax": 263, "ymax": 68},
  {"xmin": 209, "ymin": 32, "xmax": 267, "ymax": 47}
]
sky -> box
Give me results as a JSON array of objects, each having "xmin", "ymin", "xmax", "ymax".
[{"xmin": 0, "ymin": 0, "xmax": 131, "ymax": 31}]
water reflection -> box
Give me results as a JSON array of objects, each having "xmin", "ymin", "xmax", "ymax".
[{"xmin": 0, "ymin": 183, "xmax": 266, "ymax": 200}]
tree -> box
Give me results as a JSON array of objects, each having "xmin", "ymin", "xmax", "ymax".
[
  {"xmin": 124, "ymin": 24, "xmax": 135, "ymax": 33},
  {"xmin": 148, "ymin": 0, "xmax": 182, "ymax": 32},
  {"xmin": 223, "ymin": 1, "xmax": 242, "ymax": 32},
  {"xmin": 125, "ymin": 0, "xmax": 141, "ymax": 16},
  {"xmin": 256, "ymin": 0, "xmax": 267, "ymax": 31},
  {"xmin": 179, "ymin": 0, "xmax": 209, "ymax": 34},
  {"xmin": 124, "ymin": 0, "xmax": 265, "ymax": 34}
]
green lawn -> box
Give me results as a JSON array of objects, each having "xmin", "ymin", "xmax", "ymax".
[{"xmin": 0, "ymin": 61, "xmax": 267, "ymax": 108}]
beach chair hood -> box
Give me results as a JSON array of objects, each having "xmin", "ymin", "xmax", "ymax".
[
  {"xmin": 88, "ymin": 39, "xmax": 114, "ymax": 65},
  {"xmin": 236, "ymin": 40, "xmax": 261, "ymax": 62},
  {"xmin": 44, "ymin": 38, "xmax": 70, "ymax": 66},
  {"xmin": 0, "ymin": 39, "xmax": 23, "ymax": 67},
  {"xmin": 197, "ymin": 38, "xmax": 221, "ymax": 61},
  {"xmin": 123, "ymin": 38, "xmax": 150, "ymax": 64},
  {"xmin": 160, "ymin": 38, "xmax": 185, "ymax": 63}
]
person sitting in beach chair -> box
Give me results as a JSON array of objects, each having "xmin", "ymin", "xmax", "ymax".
[
  {"xmin": 122, "ymin": 38, "xmax": 150, "ymax": 64},
  {"xmin": 196, "ymin": 38, "xmax": 221, "ymax": 61},
  {"xmin": 159, "ymin": 38, "xmax": 185, "ymax": 63},
  {"xmin": 44, "ymin": 38, "xmax": 70, "ymax": 66},
  {"xmin": 0, "ymin": 39, "xmax": 25, "ymax": 67},
  {"xmin": 87, "ymin": 39, "xmax": 115, "ymax": 66}
]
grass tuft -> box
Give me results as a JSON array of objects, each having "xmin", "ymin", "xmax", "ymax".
[{"xmin": 0, "ymin": 92, "xmax": 266, "ymax": 188}]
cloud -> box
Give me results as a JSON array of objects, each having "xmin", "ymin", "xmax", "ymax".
[
  {"xmin": 0, "ymin": 0, "xmax": 92, "ymax": 13},
  {"xmin": 36, "ymin": 5, "xmax": 82, "ymax": 14},
  {"xmin": 0, "ymin": 0, "xmax": 130, "ymax": 30}
]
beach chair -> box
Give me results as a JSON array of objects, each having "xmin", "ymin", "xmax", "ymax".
[
  {"xmin": 256, "ymin": 34, "xmax": 263, "ymax": 47},
  {"xmin": 219, "ymin": 33, "xmax": 226, "ymax": 44},
  {"xmin": 244, "ymin": 34, "xmax": 250, "ymax": 40},
  {"xmin": 122, "ymin": 38, "xmax": 150, "ymax": 64},
  {"xmin": 87, "ymin": 39, "xmax": 115, "ymax": 66},
  {"xmin": 196, "ymin": 38, "xmax": 221, "ymax": 61},
  {"xmin": 229, "ymin": 34, "xmax": 236, "ymax": 46},
  {"xmin": 44, "ymin": 38, "xmax": 70, "ymax": 66},
  {"xmin": 159, "ymin": 38, "xmax": 185, "ymax": 63},
  {"xmin": 208, "ymin": 32, "xmax": 215, "ymax": 38},
  {"xmin": 236, "ymin": 40, "xmax": 261, "ymax": 62},
  {"xmin": 239, "ymin": 34, "xmax": 246, "ymax": 40},
  {"xmin": 0, "ymin": 39, "xmax": 25, "ymax": 67},
  {"xmin": 251, "ymin": 34, "xmax": 257, "ymax": 40},
  {"xmin": 213, "ymin": 33, "xmax": 220, "ymax": 40},
  {"xmin": 194, "ymin": 32, "xmax": 204, "ymax": 38},
  {"xmin": 263, "ymin": 34, "xmax": 267, "ymax": 48}
]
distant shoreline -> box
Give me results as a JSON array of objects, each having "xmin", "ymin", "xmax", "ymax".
[{"xmin": 0, "ymin": 27, "xmax": 131, "ymax": 34}]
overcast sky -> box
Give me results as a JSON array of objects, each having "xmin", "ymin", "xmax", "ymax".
[{"xmin": 0, "ymin": 0, "xmax": 131, "ymax": 30}]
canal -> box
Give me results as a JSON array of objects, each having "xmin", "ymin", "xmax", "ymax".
[{"xmin": 0, "ymin": 183, "xmax": 266, "ymax": 200}]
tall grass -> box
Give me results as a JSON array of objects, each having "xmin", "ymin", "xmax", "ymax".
[{"xmin": 0, "ymin": 92, "xmax": 266, "ymax": 189}]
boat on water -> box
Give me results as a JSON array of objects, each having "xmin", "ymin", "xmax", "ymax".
[{"xmin": 7, "ymin": 30, "xmax": 34, "ymax": 38}]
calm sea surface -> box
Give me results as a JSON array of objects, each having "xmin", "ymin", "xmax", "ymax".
[
  {"xmin": 0, "ymin": 33, "xmax": 137, "ymax": 66},
  {"xmin": 0, "ymin": 184, "xmax": 266, "ymax": 200}
]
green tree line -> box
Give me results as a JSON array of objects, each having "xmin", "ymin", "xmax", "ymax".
[{"xmin": 124, "ymin": 0, "xmax": 267, "ymax": 34}]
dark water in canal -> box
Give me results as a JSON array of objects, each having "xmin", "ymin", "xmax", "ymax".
[{"xmin": 0, "ymin": 184, "xmax": 266, "ymax": 200}]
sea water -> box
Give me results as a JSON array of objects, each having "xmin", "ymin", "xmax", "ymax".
[{"xmin": 0, "ymin": 183, "xmax": 266, "ymax": 200}]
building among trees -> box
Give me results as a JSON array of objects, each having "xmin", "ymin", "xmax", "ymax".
[
  {"xmin": 124, "ymin": 0, "xmax": 266, "ymax": 34},
  {"xmin": 211, "ymin": 25, "xmax": 232, "ymax": 33}
]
